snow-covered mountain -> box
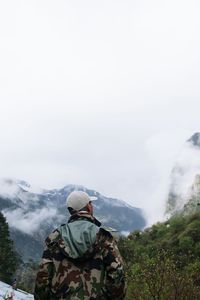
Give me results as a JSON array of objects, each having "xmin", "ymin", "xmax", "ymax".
[
  {"xmin": 166, "ymin": 132, "xmax": 200, "ymax": 217},
  {"xmin": 0, "ymin": 179, "xmax": 146, "ymax": 261}
]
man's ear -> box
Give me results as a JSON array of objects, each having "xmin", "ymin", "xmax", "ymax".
[
  {"xmin": 86, "ymin": 202, "xmax": 92, "ymax": 214},
  {"xmin": 86, "ymin": 203, "xmax": 90, "ymax": 212}
]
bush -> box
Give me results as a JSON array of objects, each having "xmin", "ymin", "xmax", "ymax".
[{"xmin": 118, "ymin": 213, "xmax": 200, "ymax": 300}]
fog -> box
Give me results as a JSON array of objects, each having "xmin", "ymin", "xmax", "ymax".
[
  {"xmin": 0, "ymin": 0, "xmax": 200, "ymax": 225},
  {"xmin": 3, "ymin": 207, "xmax": 58, "ymax": 235}
]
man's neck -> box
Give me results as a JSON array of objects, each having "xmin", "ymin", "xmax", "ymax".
[{"xmin": 68, "ymin": 212, "xmax": 101, "ymax": 227}]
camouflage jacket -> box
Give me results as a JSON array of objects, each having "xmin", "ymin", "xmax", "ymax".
[{"xmin": 34, "ymin": 213, "xmax": 126, "ymax": 300}]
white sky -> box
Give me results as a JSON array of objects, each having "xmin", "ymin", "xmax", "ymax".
[{"xmin": 0, "ymin": 0, "xmax": 200, "ymax": 224}]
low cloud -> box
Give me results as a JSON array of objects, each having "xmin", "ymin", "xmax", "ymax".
[
  {"xmin": 0, "ymin": 178, "xmax": 21, "ymax": 199},
  {"xmin": 168, "ymin": 142, "xmax": 200, "ymax": 210},
  {"xmin": 3, "ymin": 207, "xmax": 58, "ymax": 235}
]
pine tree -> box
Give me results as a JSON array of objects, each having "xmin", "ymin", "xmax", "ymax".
[{"xmin": 0, "ymin": 211, "xmax": 19, "ymax": 283}]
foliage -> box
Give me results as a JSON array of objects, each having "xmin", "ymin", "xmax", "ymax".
[
  {"xmin": 0, "ymin": 211, "xmax": 20, "ymax": 283},
  {"xmin": 16, "ymin": 260, "xmax": 38, "ymax": 293},
  {"xmin": 119, "ymin": 212, "xmax": 200, "ymax": 300}
]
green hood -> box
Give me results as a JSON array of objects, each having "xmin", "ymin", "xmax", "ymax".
[{"xmin": 58, "ymin": 219, "xmax": 100, "ymax": 259}]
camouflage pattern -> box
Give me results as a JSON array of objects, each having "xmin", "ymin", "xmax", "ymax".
[{"xmin": 34, "ymin": 213, "xmax": 126, "ymax": 300}]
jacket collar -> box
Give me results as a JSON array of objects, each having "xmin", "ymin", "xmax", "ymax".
[{"xmin": 68, "ymin": 212, "xmax": 101, "ymax": 227}]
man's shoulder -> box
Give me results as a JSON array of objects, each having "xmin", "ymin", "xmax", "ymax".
[
  {"xmin": 100, "ymin": 226, "xmax": 120, "ymax": 241},
  {"xmin": 45, "ymin": 226, "xmax": 63, "ymax": 246}
]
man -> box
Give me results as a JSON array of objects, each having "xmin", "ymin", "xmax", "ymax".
[{"xmin": 34, "ymin": 191, "xmax": 126, "ymax": 300}]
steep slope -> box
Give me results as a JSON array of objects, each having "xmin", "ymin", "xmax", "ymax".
[
  {"xmin": 119, "ymin": 212, "xmax": 200, "ymax": 299},
  {"xmin": 0, "ymin": 179, "xmax": 146, "ymax": 261},
  {"xmin": 166, "ymin": 132, "xmax": 200, "ymax": 217}
]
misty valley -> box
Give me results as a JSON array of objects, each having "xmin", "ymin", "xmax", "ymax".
[{"xmin": 1, "ymin": 133, "xmax": 200, "ymax": 299}]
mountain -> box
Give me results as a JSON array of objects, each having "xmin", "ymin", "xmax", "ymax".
[
  {"xmin": 166, "ymin": 132, "xmax": 200, "ymax": 217},
  {"xmin": 0, "ymin": 179, "xmax": 146, "ymax": 261},
  {"xmin": 187, "ymin": 132, "xmax": 200, "ymax": 147}
]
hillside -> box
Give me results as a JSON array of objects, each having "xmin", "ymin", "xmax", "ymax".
[
  {"xmin": 119, "ymin": 212, "xmax": 200, "ymax": 299},
  {"xmin": 0, "ymin": 212, "xmax": 19, "ymax": 283}
]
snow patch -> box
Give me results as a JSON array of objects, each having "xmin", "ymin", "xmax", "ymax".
[{"xmin": 17, "ymin": 182, "xmax": 44, "ymax": 194}]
